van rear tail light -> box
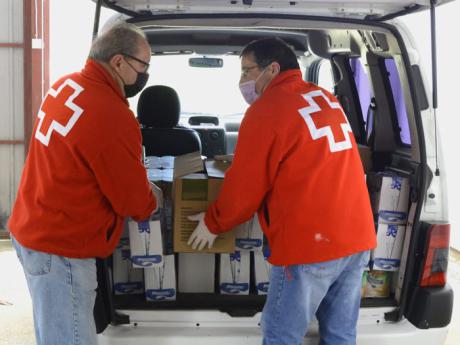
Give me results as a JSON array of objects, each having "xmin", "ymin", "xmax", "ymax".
[{"xmin": 420, "ymin": 224, "xmax": 450, "ymax": 287}]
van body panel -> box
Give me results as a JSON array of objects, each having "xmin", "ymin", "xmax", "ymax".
[{"xmin": 97, "ymin": 309, "xmax": 449, "ymax": 345}]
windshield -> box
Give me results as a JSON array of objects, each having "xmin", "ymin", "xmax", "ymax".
[{"xmin": 129, "ymin": 54, "xmax": 249, "ymax": 126}]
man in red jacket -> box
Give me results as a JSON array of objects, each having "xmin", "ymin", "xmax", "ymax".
[
  {"xmin": 8, "ymin": 23, "xmax": 158, "ymax": 345},
  {"xmin": 188, "ymin": 38, "xmax": 376, "ymax": 344}
]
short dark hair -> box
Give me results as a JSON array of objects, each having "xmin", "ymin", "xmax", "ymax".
[{"xmin": 240, "ymin": 37, "xmax": 300, "ymax": 72}]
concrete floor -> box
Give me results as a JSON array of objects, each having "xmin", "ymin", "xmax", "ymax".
[{"xmin": 0, "ymin": 239, "xmax": 459, "ymax": 345}]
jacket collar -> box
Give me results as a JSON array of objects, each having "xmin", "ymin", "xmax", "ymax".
[
  {"xmin": 81, "ymin": 59, "xmax": 128, "ymax": 105},
  {"xmin": 264, "ymin": 69, "xmax": 303, "ymax": 93}
]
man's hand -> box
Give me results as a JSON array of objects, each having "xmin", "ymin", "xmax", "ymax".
[{"xmin": 187, "ymin": 212, "xmax": 218, "ymax": 250}]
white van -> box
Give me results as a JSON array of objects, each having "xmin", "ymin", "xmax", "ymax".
[{"xmin": 90, "ymin": 1, "xmax": 453, "ymax": 344}]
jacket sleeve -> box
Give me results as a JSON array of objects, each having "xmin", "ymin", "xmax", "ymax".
[
  {"xmin": 89, "ymin": 124, "xmax": 157, "ymax": 222},
  {"xmin": 205, "ymin": 106, "xmax": 282, "ymax": 233}
]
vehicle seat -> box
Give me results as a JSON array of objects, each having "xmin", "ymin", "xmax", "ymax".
[{"xmin": 137, "ymin": 85, "xmax": 201, "ymax": 156}]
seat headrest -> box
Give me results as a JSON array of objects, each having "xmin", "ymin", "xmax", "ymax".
[{"xmin": 137, "ymin": 85, "xmax": 180, "ymax": 128}]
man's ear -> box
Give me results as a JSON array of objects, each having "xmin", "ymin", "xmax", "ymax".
[
  {"xmin": 109, "ymin": 54, "xmax": 124, "ymax": 69},
  {"xmin": 270, "ymin": 61, "xmax": 281, "ymax": 76}
]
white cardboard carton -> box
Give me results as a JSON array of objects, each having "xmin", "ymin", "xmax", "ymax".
[
  {"xmin": 178, "ymin": 253, "xmax": 215, "ymax": 293},
  {"xmin": 112, "ymin": 238, "xmax": 144, "ymax": 295},
  {"xmin": 372, "ymin": 223, "xmax": 406, "ymax": 271},
  {"xmin": 369, "ymin": 172, "xmax": 410, "ymax": 225},
  {"xmin": 254, "ymin": 250, "xmax": 271, "ymax": 295},
  {"xmin": 219, "ymin": 251, "xmax": 250, "ymax": 295},
  {"xmin": 128, "ymin": 217, "xmax": 163, "ymax": 268},
  {"xmin": 144, "ymin": 255, "xmax": 176, "ymax": 301},
  {"xmin": 235, "ymin": 215, "xmax": 264, "ymax": 251}
]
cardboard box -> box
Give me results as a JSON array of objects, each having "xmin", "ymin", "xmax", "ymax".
[
  {"xmin": 112, "ymin": 238, "xmax": 144, "ymax": 295},
  {"xmin": 144, "ymin": 255, "xmax": 176, "ymax": 301},
  {"xmin": 219, "ymin": 251, "xmax": 250, "ymax": 295},
  {"xmin": 235, "ymin": 214, "xmax": 264, "ymax": 251},
  {"xmin": 145, "ymin": 151, "xmax": 204, "ymax": 182},
  {"xmin": 128, "ymin": 217, "xmax": 163, "ymax": 268},
  {"xmin": 173, "ymin": 174, "xmax": 235, "ymax": 253},
  {"xmin": 205, "ymin": 159, "xmax": 232, "ymax": 178},
  {"xmin": 372, "ymin": 223, "xmax": 406, "ymax": 271},
  {"xmin": 178, "ymin": 253, "xmax": 215, "ymax": 293},
  {"xmin": 145, "ymin": 152, "xmax": 204, "ymax": 255},
  {"xmin": 254, "ymin": 250, "xmax": 271, "ymax": 295},
  {"xmin": 364, "ymin": 270, "xmax": 391, "ymax": 298},
  {"xmin": 367, "ymin": 172, "xmax": 410, "ymax": 225}
]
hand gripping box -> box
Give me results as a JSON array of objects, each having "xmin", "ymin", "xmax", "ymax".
[
  {"xmin": 144, "ymin": 254, "xmax": 176, "ymax": 301},
  {"xmin": 219, "ymin": 251, "xmax": 250, "ymax": 295},
  {"xmin": 112, "ymin": 237, "xmax": 144, "ymax": 295},
  {"xmin": 367, "ymin": 172, "xmax": 410, "ymax": 225},
  {"xmin": 128, "ymin": 215, "xmax": 164, "ymax": 268}
]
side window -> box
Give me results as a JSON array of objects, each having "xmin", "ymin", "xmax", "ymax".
[
  {"xmin": 349, "ymin": 58, "xmax": 374, "ymax": 142},
  {"xmin": 384, "ymin": 59, "xmax": 411, "ymax": 146},
  {"xmin": 317, "ymin": 60, "xmax": 335, "ymax": 94}
]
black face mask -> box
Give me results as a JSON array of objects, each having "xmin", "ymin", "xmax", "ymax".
[{"xmin": 124, "ymin": 71, "xmax": 149, "ymax": 98}]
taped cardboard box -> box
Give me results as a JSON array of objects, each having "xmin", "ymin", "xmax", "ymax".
[
  {"xmin": 219, "ymin": 251, "xmax": 250, "ymax": 295},
  {"xmin": 367, "ymin": 172, "xmax": 410, "ymax": 225},
  {"xmin": 206, "ymin": 158, "xmax": 262, "ymax": 252},
  {"xmin": 144, "ymin": 254, "xmax": 176, "ymax": 301},
  {"xmin": 145, "ymin": 151, "xmax": 204, "ymax": 255},
  {"xmin": 173, "ymin": 174, "xmax": 235, "ymax": 253},
  {"xmin": 178, "ymin": 253, "xmax": 215, "ymax": 293},
  {"xmin": 112, "ymin": 237, "xmax": 144, "ymax": 295},
  {"xmin": 372, "ymin": 223, "xmax": 406, "ymax": 271}
]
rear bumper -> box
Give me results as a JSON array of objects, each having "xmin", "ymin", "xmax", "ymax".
[
  {"xmin": 406, "ymin": 284, "xmax": 454, "ymax": 328},
  {"xmin": 97, "ymin": 308, "xmax": 449, "ymax": 345}
]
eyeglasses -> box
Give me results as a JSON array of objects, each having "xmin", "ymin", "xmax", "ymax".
[
  {"xmin": 122, "ymin": 53, "xmax": 150, "ymax": 71},
  {"xmin": 241, "ymin": 65, "xmax": 260, "ymax": 78}
]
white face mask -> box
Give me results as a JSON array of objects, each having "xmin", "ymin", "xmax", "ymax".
[{"xmin": 239, "ymin": 68, "xmax": 267, "ymax": 105}]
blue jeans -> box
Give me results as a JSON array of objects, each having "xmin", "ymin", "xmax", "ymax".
[
  {"xmin": 11, "ymin": 236, "xmax": 98, "ymax": 345},
  {"xmin": 261, "ymin": 251, "xmax": 370, "ymax": 345}
]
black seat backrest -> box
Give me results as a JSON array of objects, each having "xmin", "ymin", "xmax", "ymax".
[{"xmin": 137, "ymin": 85, "xmax": 201, "ymax": 156}]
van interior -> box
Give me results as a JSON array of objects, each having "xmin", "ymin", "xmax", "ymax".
[{"xmin": 94, "ymin": 12, "xmax": 448, "ymax": 333}]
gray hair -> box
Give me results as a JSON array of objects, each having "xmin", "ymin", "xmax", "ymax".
[{"xmin": 88, "ymin": 23, "xmax": 147, "ymax": 63}]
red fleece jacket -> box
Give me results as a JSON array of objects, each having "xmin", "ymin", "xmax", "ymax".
[
  {"xmin": 8, "ymin": 59, "xmax": 156, "ymax": 258},
  {"xmin": 205, "ymin": 70, "xmax": 376, "ymax": 265}
]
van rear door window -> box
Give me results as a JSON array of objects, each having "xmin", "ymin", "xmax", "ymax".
[
  {"xmin": 384, "ymin": 59, "xmax": 411, "ymax": 146},
  {"xmin": 350, "ymin": 58, "xmax": 374, "ymax": 142}
]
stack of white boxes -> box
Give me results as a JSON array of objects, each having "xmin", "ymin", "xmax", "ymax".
[
  {"xmin": 220, "ymin": 214, "xmax": 270, "ymax": 295},
  {"xmin": 127, "ymin": 217, "xmax": 177, "ymax": 301},
  {"xmin": 144, "ymin": 255, "xmax": 176, "ymax": 301},
  {"xmin": 365, "ymin": 171, "xmax": 410, "ymax": 298},
  {"xmin": 254, "ymin": 246, "xmax": 271, "ymax": 295},
  {"xmin": 112, "ymin": 237, "xmax": 144, "ymax": 295}
]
